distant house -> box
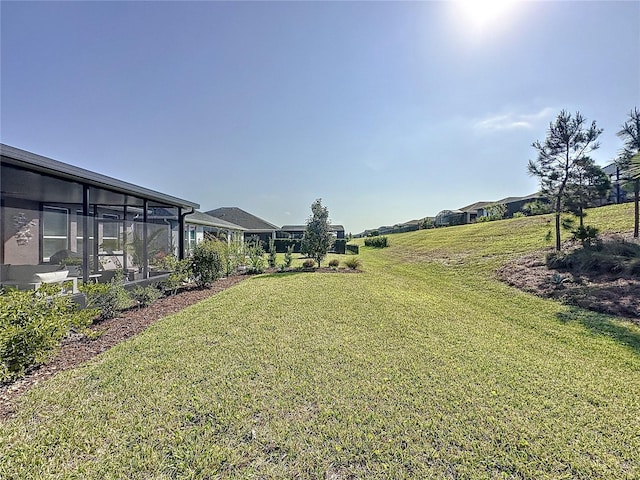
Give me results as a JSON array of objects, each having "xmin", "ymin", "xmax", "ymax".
[
  {"xmin": 434, "ymin": 209, "xmax": 466, "ymax": 227},
  {"xmin": 205, "ymin": 207, "xmax": 279, "ymax": 245},
  {"xmin": 184, "ymin": 211, "xmax": 245, "ymax": 255},
  {"xmin": 278, "ymin": 224, "xmax": 345, "ymax": 239},
  {"xmin": 603, "ymin": 163, "xmax": 630, "ymax": 204},
  {"xmin": 477, "ymin": 193, "xmax": 545, "ymax": 219}
]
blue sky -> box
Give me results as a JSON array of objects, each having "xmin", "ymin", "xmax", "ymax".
[{"xmin": 2, "ymin": 1, "xmax": 639, "ymax": 234}]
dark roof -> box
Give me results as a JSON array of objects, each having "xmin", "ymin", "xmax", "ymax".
[
  {"xmin": 1, "ymin": 143, "xmax": 199, "ymax": 209},
  {"xmin": 186, "ymin": 211, "xmax": 246, "ymax": 230},
  {"xmin": 281, "ymin": 224, "xmax": 345, "ymax": 231},
  {"xmin": 458, "ymin": 201, "xmax": 492, "ymax": 212},
  {"xmin": 205, "ymin": 207, "xmax": 279, "ymax": 231},
  {"xmin": 492, "ymin": 192, "xmax": 543, "ymax": 205}
]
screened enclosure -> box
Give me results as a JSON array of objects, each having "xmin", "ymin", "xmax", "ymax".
[{"xmin": 1, "ymin": 145, "xmax": 198, "ymax": 286}]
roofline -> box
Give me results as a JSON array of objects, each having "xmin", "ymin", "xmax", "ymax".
[
  {"xmin": 280, "ymin": 224, "xmax": 345, "ymax": 230},
  {"xmin": 186, "ymin": 214, "xmax": 246, "ymax": 230},
  {"xmin": 1, "ymin": 144, "xmax": 199, "ymax": 209}
]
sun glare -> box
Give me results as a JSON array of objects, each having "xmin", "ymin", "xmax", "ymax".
[{"xmin": 455, "ymin": 0, "xmax": 518, "ymax": 33}]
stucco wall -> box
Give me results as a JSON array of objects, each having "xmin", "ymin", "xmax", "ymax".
[{"xmin": 2, "ymin": 200, "xmax": 40, "ymax": 264}]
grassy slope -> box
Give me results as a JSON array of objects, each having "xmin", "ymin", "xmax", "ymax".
[{"xmin": 1, "ymin": 203, "xmax": 639, "ymax": 479}]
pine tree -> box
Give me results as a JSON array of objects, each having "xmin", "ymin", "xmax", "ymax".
[
  {"xmin": 528, "ymin": 110, "xmax": 602, "ymax": 251},
  {"xmin": 616, "ymin": 108, "xmax": 640, "ymax": 238}
]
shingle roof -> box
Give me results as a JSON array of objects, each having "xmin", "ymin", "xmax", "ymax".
[
  {"xmin": 204, "ymin": 207, "xmax": 279, "ymax": 231},
  {"xmin": 458, "ymin": 201, "xmax": 492, "ymax": 212},
  {"xmin": 186, "ymin": 211, "xmax": 245, "ymax": 230}
]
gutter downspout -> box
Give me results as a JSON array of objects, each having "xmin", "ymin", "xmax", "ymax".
[{"xmin": 179, "ymin": 207, "xmax": 195, "ymax": 260}]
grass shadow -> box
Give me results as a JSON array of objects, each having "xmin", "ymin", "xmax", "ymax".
[{"xmin": 557, "ymin": 307, "xmax": 640, "ymax": 355}]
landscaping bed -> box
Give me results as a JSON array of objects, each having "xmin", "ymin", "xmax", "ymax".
[{"xmin": 496, "ymin": 234, "xmax": 640, "ymax": 323}]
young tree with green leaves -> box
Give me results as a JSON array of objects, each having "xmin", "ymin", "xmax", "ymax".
[
  {"xmin": 616, "ymin": 107, "xmax": 640, "ymax": 238},
  {"xmin": 528, "ymin": 110, "xmax": 602, "ymax": 251},
  {"xmin": 302, "ymin": 198, "xmax": 333, "ymax": 267}
]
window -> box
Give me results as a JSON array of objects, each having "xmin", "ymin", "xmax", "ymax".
[
  {"xmin": 42, "ymin": 206, "xmax": 69, "ymax": 261},
  {"xmin": 101, "ymin": 213, "xmax": 120, "ymax": 250},
  {"xmin": 185, "ymin": 225, "xmax": 197, "ymax": 255}
]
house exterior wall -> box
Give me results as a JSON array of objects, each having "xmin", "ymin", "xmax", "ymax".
[{"xmin": 2, "ymin": 199, "xmax": 41, "ymax": 265}]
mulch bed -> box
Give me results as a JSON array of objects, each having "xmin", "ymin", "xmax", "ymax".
[{"xmin": 496, "ymin": 245, "xmax": 640, "ymax": 323}]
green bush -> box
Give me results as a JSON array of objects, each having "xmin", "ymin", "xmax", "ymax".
[
  {"xmin": 268, "ymin": 239, "xmax": 277, "ymax": 268},
  {"xmin": 159, "ymin": 256, "xmax": 193, "ymax": 295},
  {"xmin": 246, "ymin": 240, "xmax": 266, "ymax": 274},
  {"xmin": 81, "ymin": 271, "xmax": 132, "ymax": 321},
  {"xmin": 302, "ymin": 259, "xmax": 316, "ymax": 269},
  {"xmin": 284, "ymin": 245, "xmax": 294, "ymax": 268},
  {"xmin": 192, "ymin": 239, "xmax": 224, "ymax": 287},
  {"xmin": 364, "ymin": 236, "xmax": 389, "ymax": 248},
  {"xmin": 328, "ymin": 259, "xmax": 340, "ymax": 268},
  {"xmin": 546, "ymin": 239, "xmax": 640, "ymax": 277},
  {"xmin": 130, "ymin": 285, "xmax": 162, "ymax": 308},
  {"xmin": 572, "ymin": 225, "xmax": 599, "ymax": 247},
  {"xmin": 343, "ymin": 257, "xmax": 362, "ymax": 270},
  {"xmin": 0, "ymin": 285, "xmax": 96, "ymax": 382}
]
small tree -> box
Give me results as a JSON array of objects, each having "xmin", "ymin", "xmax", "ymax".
[
  {"xmin": 302, "ymin": 198, "xmax": 333, "ymax": 267},
  {"xmin": 616, "ymin": 108, "xmax": 640, "ymax": 238},
  {"xmin": 245, "ymin": 239, "xmax": 265, "ymax": 274},
  {"xmin": 563, "ymin": 157, "xmax": 611, "ymax": 228},
  {"xmin": 528, "ymin": 110, "xmax": 602, "ymax": 251},
  {"xmin": 268, "ymin": 238, "xmax": 277, "ymax": 268}
]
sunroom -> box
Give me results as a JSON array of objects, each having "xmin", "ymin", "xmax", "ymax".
[{"xmin": 1, "ymin": 144, "xmax": 199, "ymax": 290}]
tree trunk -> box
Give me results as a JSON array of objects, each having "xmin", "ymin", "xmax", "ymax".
[
  {"xmin": 635, "ymin": 179, "xmax": 639, "ymax": 239},
  {"xmin": 555, "ymin": 192, "xmax": 563, "ymax": 251}
]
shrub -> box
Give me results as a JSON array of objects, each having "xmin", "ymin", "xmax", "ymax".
[
  {"xmin": 160, "ymin": 256, "xmax": 193, "ymax": 295},
  {"xmin": 512, "ymin": 212, "xmax": 526, "ymax": 218},
  {"xmin": 343, "ymin": 257, "xmax": 362, "ymax": 270},
  {"xmin": 0, "ymin": 285, "xmax": 96, "ymax": 382},
  {"xmin": 246, "ymin": 240, "xmax": 266, "ymax": 274},
  {"xmin": 364, "ymin": 236, "xmax": 389, "ymax": 248},
  {"xmin": 81, "ymin": 272, "xmax": 132, "ymax": 321},
  {"xmin": 192, "ymin": 239, "xmax": 224, "ymax": 287},
  {"xmin": 572, "ymin": 225, "xmax": 599, "ymax": 247},
  {"xmin": 130, "ymin": 285, "xmax": 162, "ymax": 308},
  {"xmin": 302, "ymin": 259, "xmax": 316, "ymax": 269},
  {"xmin": 546, "ymin": 239, "xmax": 640, "ymax": 277},
  {"xmin": 284, "ymin": 245, "xmax": 294, "ymax": 268},
  {"xmin": 268, "ymin": 239, "xmax": 277, "ymax": 268},
  {"xmin": 328, "ymin": 259, "xmax": 340, "ymax": 268}
]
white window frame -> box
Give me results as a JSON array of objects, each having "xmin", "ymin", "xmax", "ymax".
[{"xmin": 42, "ymin": 206, "xmax": 69, "ymax": 262}]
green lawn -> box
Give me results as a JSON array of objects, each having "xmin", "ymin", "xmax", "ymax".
[{"xmin": 2, "ymin": 203, "xmax": 639, "ymax": 479}]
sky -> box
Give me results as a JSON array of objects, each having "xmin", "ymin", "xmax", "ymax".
[{"xmin": 1, "ymin": 1, "xmax": 639, "ymax": 234}]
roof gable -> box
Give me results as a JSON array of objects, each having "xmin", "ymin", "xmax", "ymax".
[
  {"xmin": 205, "ymin": 207, "xmax": 279, "ymax": 231},
  {"xmin": 186, "ymin": 211, "xmax": 246, "ymax": 230}
]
